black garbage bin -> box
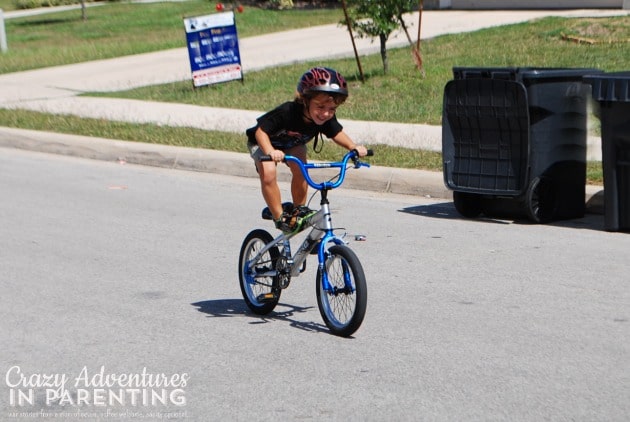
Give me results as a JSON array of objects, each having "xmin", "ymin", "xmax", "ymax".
[
  {"xmin": 442, "ymin": 67, "xmax": 601, "ymax": 223},
  {"xmin": 584, "ymin": 72, "xmax": 630, "ymax": 232}
]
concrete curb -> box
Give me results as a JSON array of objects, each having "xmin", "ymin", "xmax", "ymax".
[
  {"xmin": 0, "ymin": 126, "xmax": 604, "ymax": 214},
  {"xmin": 0, "ymin": 126, "xmax": 451, "ymax": 198}
]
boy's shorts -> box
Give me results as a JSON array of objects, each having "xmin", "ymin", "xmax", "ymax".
[
  {"xmin": 248, "ymin": 142, "xmax": 307, "ymax": 163},
  {"xmin": 247, "ymin": 142, "xmax": 265, "ymax": 162}
]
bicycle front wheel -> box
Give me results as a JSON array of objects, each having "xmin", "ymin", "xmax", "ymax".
[
  {"xmin": 238, "ymin": 229, "xmax": 280, "ymax": 315},
  {"xmin": 316, "ymin": 245, "xmax": 367, "ymax": 337}
]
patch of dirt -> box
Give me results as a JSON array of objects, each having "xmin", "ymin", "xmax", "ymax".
[{"xmin": 564, "ymin": 17, "xmax": 629, "ymax": 42}]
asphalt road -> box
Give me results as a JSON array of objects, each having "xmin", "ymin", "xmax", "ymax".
[{"xmin": 1, "ymin": 148, "xmax": 629, "ymax": 421}]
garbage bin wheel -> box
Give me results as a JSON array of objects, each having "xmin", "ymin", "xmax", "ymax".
[
  {"xmin": 526, "ymin": 176, "xmax": 555, "ymax": 224},
  {"xmin": 453, "ymin": 191, "xmax": 483, "ymax": 218}
]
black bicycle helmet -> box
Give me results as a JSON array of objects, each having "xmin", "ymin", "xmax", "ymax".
[{"xmin": 297, "ymin": 67, "xmax": 348, "ymax": 97}]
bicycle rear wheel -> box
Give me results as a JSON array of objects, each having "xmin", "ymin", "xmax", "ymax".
[
  {"xmin": 316, "ymin": 245, "xmax": 367, "ymax": 337},
  {"xmin": 239, "ymin": 229, "xmax": 281, "ymax": 315}
]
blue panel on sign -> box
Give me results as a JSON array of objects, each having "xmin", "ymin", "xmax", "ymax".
[{"xmin": 183, "ymin": 11, "xmax": 243, "ymax": 88}]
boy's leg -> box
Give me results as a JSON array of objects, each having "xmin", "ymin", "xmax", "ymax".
[
  {"xmin": 257, "ymin": 161, "xmax": 283, "ymax": 220},
  {"xmin": 250, "ymin": 143, "xmax": 283, "ymax": 220},
  {"xmin": 286, "ymin": 145, "xmax": 308, "ymax": 207},
  {"xmin": 285, "ymin": 145, "xmax": 316, "ymax": 228}
]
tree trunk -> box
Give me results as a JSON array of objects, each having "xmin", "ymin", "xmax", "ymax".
[{"xmin": 379, "ymin": 33, "xmax": 388, "ymax": 74}]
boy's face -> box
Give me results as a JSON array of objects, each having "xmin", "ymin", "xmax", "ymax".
[{"xmin": 306, "ymin": 94, "xmax": 339, "ymax": 125}]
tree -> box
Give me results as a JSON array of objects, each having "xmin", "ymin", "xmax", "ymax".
[{"xmin": 345, "ymin": 0, "xmax": 417, "ymax": 74}]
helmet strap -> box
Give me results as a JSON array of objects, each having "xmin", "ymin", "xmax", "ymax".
[{"xmin": 302, "ymin": 99, "xmax": 323, "ymax": 153}]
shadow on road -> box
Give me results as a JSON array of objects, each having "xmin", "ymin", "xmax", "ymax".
[
  {"xmin": 399, "ymin": 202, "xmax": 510, "ymax": 225},
  {"xmin": 399, "ymin": 202, "xmax": 606, "ymax": 231},
  {"xmin": 191, "ymin": 299, "xmax": 329, "ymax": 334},
  {"xmin": 399, "ymin": 201, "xmax": 460, "ymax": 220}
]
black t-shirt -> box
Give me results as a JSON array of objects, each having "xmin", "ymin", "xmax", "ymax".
[{"xmin": 246, "ymin": 101, "xmax": 343, "ymax": 151}]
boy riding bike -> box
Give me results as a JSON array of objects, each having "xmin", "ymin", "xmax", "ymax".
[{"xmin": 246, "ymin": 67, "xmax": 368, "ymax": 234}]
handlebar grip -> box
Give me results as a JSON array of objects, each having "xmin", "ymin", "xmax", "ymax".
[
  {"xmin": 351, "ymin": 148, "xmax": 374, "ymax": 158},
  {"xmin": 259, "ymin": 155, "xmax": 273, "ymax": 162}
]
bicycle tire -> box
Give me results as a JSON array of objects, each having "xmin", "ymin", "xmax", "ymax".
[
  {"xmin": 238, "ymin": 229, "xmax": 281, "ymax": 315},
  {"xmin": 316, "ymin": 245, "xmax": 367, "ymax": 337}
]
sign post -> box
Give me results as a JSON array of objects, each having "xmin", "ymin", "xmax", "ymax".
[
  {"xmin": 183, "ymin": 11, "xmax": 243, "ymax": 88},
  {"xmin": 1, "ymin": 9, "xmax": 8, "ymax": 53}
]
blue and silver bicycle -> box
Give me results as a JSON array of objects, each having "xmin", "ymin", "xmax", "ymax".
[{"xmin": 238, "ymin": 149, "xmax": 373, "ymax": 337}]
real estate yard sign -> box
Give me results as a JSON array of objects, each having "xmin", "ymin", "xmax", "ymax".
[{"xmin": 183, "ymin": 11, "xmax": 243, "ymax": 88}]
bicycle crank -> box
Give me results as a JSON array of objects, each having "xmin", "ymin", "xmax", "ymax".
[{"xmin": 276, "ymin": 257, "xmax": 292, "ymax": 289}]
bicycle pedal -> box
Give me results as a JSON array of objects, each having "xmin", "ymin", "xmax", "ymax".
[{"xmin": 256, "ymin": 293, "xmax": 277, "ymax": 303}]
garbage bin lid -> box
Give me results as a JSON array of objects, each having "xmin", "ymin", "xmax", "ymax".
[
  {"xmin": 519, "ymin": 67, "xmax": 603, "ymax": 82},
  {"xmin": 452, "ymin": 67, "xmax": 603, "ymax": 84},
  {"xmin": 584, "ymin": 71, "xmax": 630, "ymax": 102}
]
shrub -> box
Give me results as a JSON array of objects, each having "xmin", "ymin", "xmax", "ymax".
[
  {"xmin": 14, "ymin": 0, "xmax": 86, "ymax": 10},
  {"xmin": 267, "ymin": 0, "xmax": 294, "ymax": 9}
]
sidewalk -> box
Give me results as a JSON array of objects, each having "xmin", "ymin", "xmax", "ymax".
[{"xmin": 1, "ymin": 7, "xmax": 624, "ymax": 205}]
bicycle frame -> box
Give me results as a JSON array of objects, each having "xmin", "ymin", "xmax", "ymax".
[{"xmin": 246, "ymin": 150, "xmax": 371, "ymax": 289}]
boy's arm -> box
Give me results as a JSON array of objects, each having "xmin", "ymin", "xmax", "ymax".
[
  {"xmin": 332, "ymin": 131, "xmax": 368, "ymax": 157},
  {"xmin": 255, "ymin": 127, "xmax": 284, "ymax": 162}
]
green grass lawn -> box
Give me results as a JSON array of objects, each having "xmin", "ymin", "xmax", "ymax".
[
  {"xmin": 0, "ymin": 1, "xmax": 343, "ymax": 73},
  {"xmin": 1, "ymin": 3, "xmax": 628, "ymax": 183}
]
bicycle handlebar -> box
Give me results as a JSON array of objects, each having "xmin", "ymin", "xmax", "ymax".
[{"xmin": 259, "ymin": 149, "xmax": 373, "ymax": 190}]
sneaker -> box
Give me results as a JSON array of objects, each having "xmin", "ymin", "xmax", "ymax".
[
  {"xmin": 290, "ymin": 205, "xmax": 317, "ymax": 232},
  {"xmin": 274, "ymin": 212, "xmax": 299, "ymax": 234},
  {"xmin": 274, "ymin": 209, "xmax": 313, "ymax": 235},
  {"xmin": 292, "ymin": 205, "xmax": 317, "ymax": 220},
  {"xmin": 261, "ymin": 202, "xmax": 293, "ymax": 221}
]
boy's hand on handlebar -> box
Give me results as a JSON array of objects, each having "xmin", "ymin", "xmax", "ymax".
[
  {"xmin": 268, "ymin": 149, "xmax": 285, "ymax": 163},
  {"xmin": 354, "ymin": 145, "xmax": 369, "ymax": 157}
]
